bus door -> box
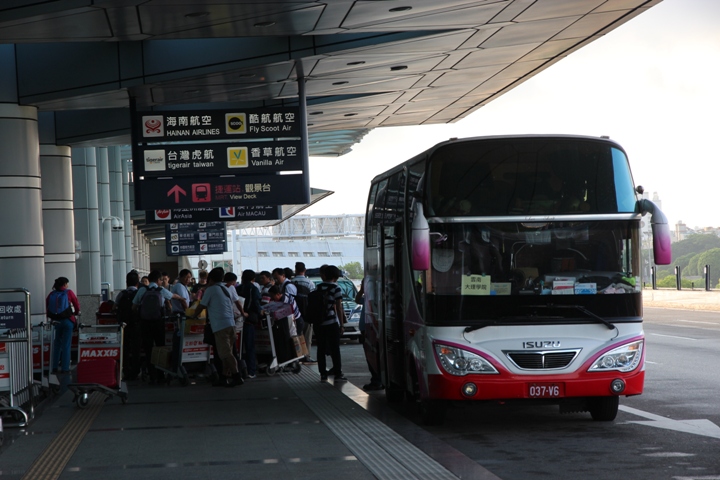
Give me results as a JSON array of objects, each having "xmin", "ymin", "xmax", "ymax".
[{"xmin": 381, "ymin": 228, "xmax": 405, "ymax": 394}]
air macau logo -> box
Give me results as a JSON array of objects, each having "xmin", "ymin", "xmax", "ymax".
[
  {"xmin": 225, "ymin": 113, "xmax": 246, "ymax": 134},
  {"xmin": 227, "ymin": 147, "xmax": 248, "ymax": 168}
]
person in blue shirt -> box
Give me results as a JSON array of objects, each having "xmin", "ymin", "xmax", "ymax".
[{"xmin": 190, "ymin": 267, "xmax": 243, "ymax": 387}]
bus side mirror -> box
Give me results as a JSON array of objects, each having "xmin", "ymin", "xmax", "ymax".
[
  {"xmin": 639, "ymin": 199, "xmax": 672, "ymax": 265},
  {"xmin": 651, "ymin": 223, "xmax": 672, "ymax": 265},
  {"xmin": 411, "ymin": 202, "xmax": 430, "ymax": 271}
]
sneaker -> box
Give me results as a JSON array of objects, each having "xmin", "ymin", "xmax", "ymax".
[
  {"xmin": 363, "ymin": 383, "xmax": 384, "ymax": 391},
  {"xmin": 302, "ymin": 356, "xmax": 317, "ymax": 364},
  {"xmin": 334, "ymin": 374, "xmax": 348, "ymax": 382},
  {"xmin": 247, "ymin": 374, "xmax": 256, "ymax": 379},
  {"xmin": 320, "ymin": 375, "xmax": 328, "ymax": 382}
]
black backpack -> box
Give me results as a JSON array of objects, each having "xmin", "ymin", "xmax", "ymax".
[
  {"xmin": 306, "ymin": 288, "xmax": 331, "ymax": 326},
  {"xmin": 116, "ymin": 289, "xmax": 138, "ymax": 325},
  {"xmin": 290, "ymin": 281, "xmax": 311, "ymax": 319},
  {"xmin": 139, "ymin": 286, "xmax": 165, "ymax": 320}
]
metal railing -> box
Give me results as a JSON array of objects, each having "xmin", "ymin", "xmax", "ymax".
[{"xmin": 0, "ymin": 288, "xmax": 35, "ymax": 427}]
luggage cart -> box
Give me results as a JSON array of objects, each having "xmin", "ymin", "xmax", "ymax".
[
  {"xmin": 67, "ymin": 323, "xmax": 128, "ymax": 408},
  {"xmin": 255, "ymin": 308, "xmax": 302, "ymax": 376},
  {"xmin": 158, "ymin": 313, "xmax": 213, "ymax": 385}
]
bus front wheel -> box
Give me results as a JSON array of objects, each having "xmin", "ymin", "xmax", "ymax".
[{"xmin": 588, "ymin": 396, "xmax": 619, "ymax": 421}]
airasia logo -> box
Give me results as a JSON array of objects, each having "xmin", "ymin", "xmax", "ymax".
[{"xmin": 80, "ymin": 348, "xmax": 119, "ymax": 359}]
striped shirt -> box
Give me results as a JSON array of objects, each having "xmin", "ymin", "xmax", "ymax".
[{"xmin": 315, "ymin": 282, "xmax": 343, "ymax": 326}]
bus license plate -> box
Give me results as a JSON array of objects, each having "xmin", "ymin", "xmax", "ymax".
[{"xmin": 528, "ymin": 383, "xmax": 564, "ymax": 398}]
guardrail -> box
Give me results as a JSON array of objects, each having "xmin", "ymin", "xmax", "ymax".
[{"xmin": 0, "ymin": 288, "xmax": 35, "ymax": 427}]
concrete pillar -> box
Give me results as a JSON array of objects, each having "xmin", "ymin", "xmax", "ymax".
[
  {"xmin": 0, "ymin": 104, "xmax": 46, "ymax": 325},
  {"xmin": 109, "ymin": 146, "xmax": 126, "ymax": 289},
  {"xmin": 96, "ymin": 147, "xmax": 113, "ymax": 291},
  {"xmin": 72, "ymin": 147, "xmax": 101, "ymax": 296},
  {"xmin": 40, "ymin": 145, "xmax": 76, "ymax": 293},
  {"xmin": 121, "ymin": 154, "xmax": 133, "ymax": 274}
]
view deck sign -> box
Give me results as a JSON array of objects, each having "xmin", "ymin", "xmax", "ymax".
[
  {"xmin": 138, "ymin": 107, "xmax": 300, "ymax": 142},
  {"xmin": 147, "ymin": 206, "xmax": 281, "ymax": 223},
  {"xmin": 137, "ymin": 174, "xmax": 306, "ymax": 210},
  {"xmin": 165, "ymin": 222, "xmax": 227, "ymax": 256},
  {"xmin": 140, "ymin": 140, "xmax": 302, "ymax": 177}
]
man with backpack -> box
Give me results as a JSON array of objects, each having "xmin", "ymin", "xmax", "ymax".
[
  {"xmin": 292, "ymin": 262, "xmax": 316, "ymax": 364},
  {"xmin": 114, "ymin": 270, "xmax": 141, "ymax": 380},
  {"xmin": 132, "ymin": 270, "xmax": 184, "ymax": 383},
  {"xmin": 312, "ymin": 265, "xmax": 347, "ymax": 382}
]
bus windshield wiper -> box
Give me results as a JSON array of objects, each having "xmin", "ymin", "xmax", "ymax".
[{"xmin": 525, "ymin": 303, "xmax": 615, "ymax": 330}]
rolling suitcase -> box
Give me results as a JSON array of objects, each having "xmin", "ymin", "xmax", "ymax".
[{"xmin": 77, "ymin": 358, "xmax": 118, "ymax": 389}]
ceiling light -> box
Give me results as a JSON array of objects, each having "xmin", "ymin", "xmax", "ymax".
[
  {"xmin": 332, "ymin": 81, "xmax": 349, "ymax": 86},
  {"xmin": 254, "ymin": 21, "xmax": 276, "ymax": 28},
  {"xmin": 185, "ymin": 11, "xmax": 210, "ymax": 18},
  {"xmin": 344, "ymin": 113, "xmax": 357, "ymax": 117},
  {"xmin": 347, "ymin": 61, "xmax": 366, "ymax": 66},
  {"xmin": 390, "ymin": 65, "xmax": 408, "ymax": 71},
  {"xmin": 309, "ymin": 111, "xmax": 323, "ymax": 115},
  {"xmin": 389, "ymin": 6, "xmax": 412, "ymax": 12}
]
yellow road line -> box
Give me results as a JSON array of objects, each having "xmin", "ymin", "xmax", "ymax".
[{"xmin": 22, "ymin": 393, "xmax": 104, "ymax": 480}]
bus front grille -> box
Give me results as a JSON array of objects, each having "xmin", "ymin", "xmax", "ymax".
[{"xmin": 503, "ymin": 349, "xmax": 581, "ymax": 370}]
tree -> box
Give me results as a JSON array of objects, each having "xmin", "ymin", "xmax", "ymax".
[{"xmin": 340, "ymin": 261, "xmax": 363, "ymax": 279}]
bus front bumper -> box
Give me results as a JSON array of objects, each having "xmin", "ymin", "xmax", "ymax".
[{"xmin": 426, "ymin": 369, "xmax": 645, "ymax": 401}]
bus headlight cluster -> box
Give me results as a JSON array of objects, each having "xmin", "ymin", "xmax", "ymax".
[
  {"xmin": 588, "ymin": 340, "xmax": 643, "ymax": 373},
  {"xmin": 435, "ymin": 344, "xmax": 498, "ymax": 376}
]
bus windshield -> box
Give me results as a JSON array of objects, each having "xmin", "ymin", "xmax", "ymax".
[
  {"xmin": 426, "ymin": 220, "xmax": 641, "ymax": 323},
  {"xmin": 427, "ymin": 137, "xmax": 636, "ymax": 217}
]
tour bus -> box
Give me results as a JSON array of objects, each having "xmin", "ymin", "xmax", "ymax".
[{"xmin": 362, "ymin": 135, "xmax": 671, "ymax": 425}]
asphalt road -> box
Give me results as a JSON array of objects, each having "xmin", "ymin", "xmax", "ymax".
[{"xmin": 338, "ymin": 307, "xmax": 720, "ymax": 480}]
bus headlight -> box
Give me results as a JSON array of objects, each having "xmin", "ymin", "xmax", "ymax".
[
  {"xmin": 435, "ymin": 344, "xmax": 498, "ymax": 376},
  {"xmin": 588, "ymin": 340, "xmax": 643, "ymax": 373}
]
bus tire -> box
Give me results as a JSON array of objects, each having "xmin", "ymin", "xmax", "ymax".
[
  {"xmin": 589, "ymin": 396, "xmax": 619, "ymax": 421},
  {"xmin": 420, "ymin": 399, "xmax": 446, "ymax": 426}
]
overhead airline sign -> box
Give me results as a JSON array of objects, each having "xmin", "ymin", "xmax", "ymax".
[
  {"xmin": 140, "ymin": 140, "xmax": 302, "ymax": 177},
  {"xmin": 165, "ymin": 222, "xmax": 227, "ymax": 256},
  {"xmin": 139, "ymin": 108, "xmax": 300, "ymax": 142},
  {"xmin": 147, "ymin": 206, "xmax": 281, "ymax": 223},
  {"xmin": 132, "ymin": 107, "xmax": 309, "ymax": 211}
]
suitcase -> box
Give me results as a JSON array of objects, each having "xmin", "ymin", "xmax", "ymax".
[
  {"xmin": 272, "ymin": 318, "xmax": 293, "ymax": 363},
  {"xmin": 77, "ymin": 358, "xmax": 118, "ymax": 388}
]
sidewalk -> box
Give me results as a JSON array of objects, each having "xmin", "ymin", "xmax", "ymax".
[
  {"xmin": 0, "ymin": 364, "xmax": 497, "ymax": 480},
  {"xmin": 643, "ymin": 288, "xmax": 720, "ymax": 312}
]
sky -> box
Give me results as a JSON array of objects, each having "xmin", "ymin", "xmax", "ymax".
[{"xmin": 304, "ymin": 0, "xmax": 720, "ymax": 230}]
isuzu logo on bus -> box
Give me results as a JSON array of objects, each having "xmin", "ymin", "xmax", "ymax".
[{"xmin": 523, "ymin": 341, "xmax": 561, "ymax": 349}]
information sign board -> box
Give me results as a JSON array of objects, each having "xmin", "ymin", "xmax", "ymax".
[
  {"xmin": 0, "ymin": 301, "xmax": 25, "ymax": 330},
  {"xmin": 136, "ymin": 174, "xmax": 307, "ymax": 210},
  {"xmin": 165, "ymin": 222, "xmax": 227, "ymax": 256},
  {"xmin": 137, "ymin": 107, "xmax": 300, "ymax": 142},
  {"xmin": 146, "ymin": 206, "xmax": 281, "ymax": 223},
  {"xmin": 139, "ymin": 140, "xmax": 302, "ymax": 177}
]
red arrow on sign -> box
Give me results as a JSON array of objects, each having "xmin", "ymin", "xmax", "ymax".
[{"xmin": 167, "ymin": 185, "xmax": 187, "ymax": 203}]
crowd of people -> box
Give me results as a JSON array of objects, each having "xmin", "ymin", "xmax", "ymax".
[{"xmin": 46, "ymin": 262, "xmax": 352, "ymax": 388}]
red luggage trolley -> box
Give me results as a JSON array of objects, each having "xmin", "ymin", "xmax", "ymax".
[{"xmin": 67, "ymin": 323, "xmax": 128, "ymax": 408}]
